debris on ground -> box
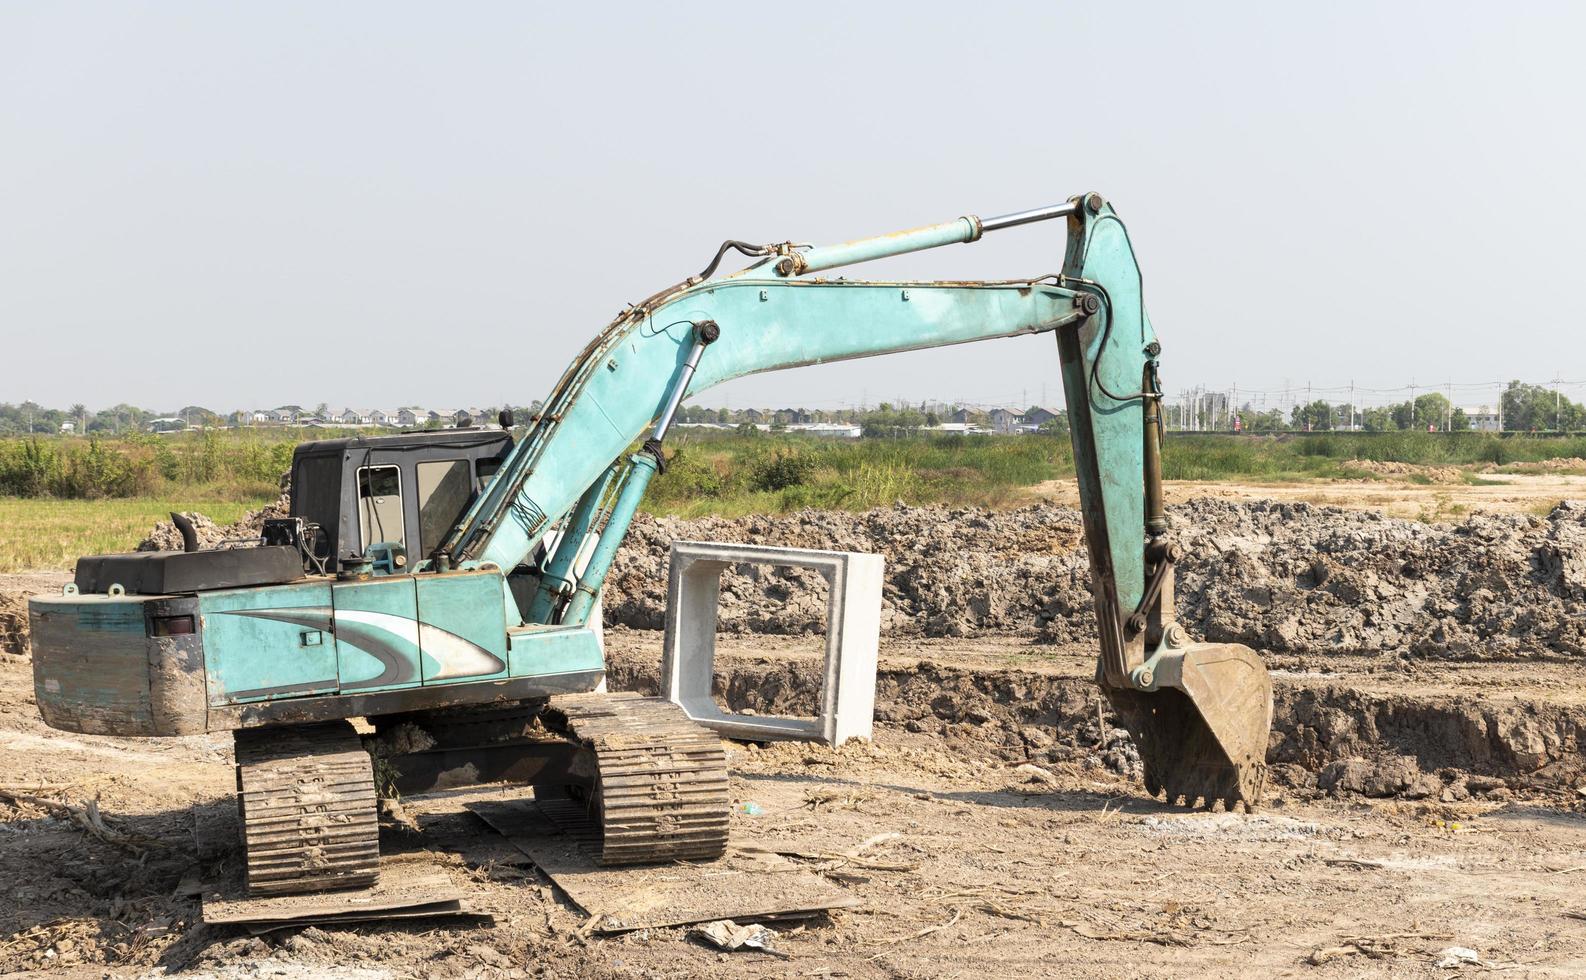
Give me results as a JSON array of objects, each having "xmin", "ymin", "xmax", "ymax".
[
  {"xmin": 1434, "ymin": 945, "xmax": 1482, "ymax": 968},
  {"xmin": 688, "ymin": 919, "xmax": 784, "ymax": 955}
]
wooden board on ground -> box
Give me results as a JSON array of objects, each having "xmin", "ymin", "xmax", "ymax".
[
  {"xmin": 201, "ymin": 856, "xmax": 482, "ymax": 928},
  {"xmin": 467, "ymin": 797, "xmax": 860, "ymax": 933}
]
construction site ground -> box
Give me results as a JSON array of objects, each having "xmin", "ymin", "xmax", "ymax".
[
  {"xmin": 5, "ymin": 474, "xmax": 1586, "ymax": 977},
  {"xmin": 1035, "ymin": 471, "xmax": 1586, "ymax": 522}
]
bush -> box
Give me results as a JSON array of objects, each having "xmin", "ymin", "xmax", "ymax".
[
  {"xmin": 0, "ymin": 439, "xmax": 59, "ymax": 496},
  {"xmin": 750, "ymin": 447, "xmax": 818, "ymax": 491}
]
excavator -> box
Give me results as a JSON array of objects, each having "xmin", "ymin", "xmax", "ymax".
[{"xmin": 28, "ymin": 192, "xmax": 1273, "ymax": 896}]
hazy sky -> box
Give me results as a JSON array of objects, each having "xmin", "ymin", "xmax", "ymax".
[{"xmin": 3, "ymin": 3, "xmax": 1584, "ymax": 414}]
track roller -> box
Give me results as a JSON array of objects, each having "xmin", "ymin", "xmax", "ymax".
[
  {"xmin": 539, "ymin": 692, "xmax": 730, "ymax": 865},
  {"xmin": 233, "ymin": 720, "xmax": 380, "ymax": 896}
]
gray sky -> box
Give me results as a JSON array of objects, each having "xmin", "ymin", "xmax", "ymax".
[{"xmin": 3, "ymin": 2, "xmax": 1583, "ymax": 414}]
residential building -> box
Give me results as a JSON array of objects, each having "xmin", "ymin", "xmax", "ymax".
[
  {"xmin": 1462, "ymin": 405, "xmax": 1502, "ymax": 432},
  {"xmin": 1022, "ymin": 406, "xmax": 1064, "ymax": 428},
  {"xmin": 988, "ymin": 408, "xmax": 1023, "ymax": 434}
]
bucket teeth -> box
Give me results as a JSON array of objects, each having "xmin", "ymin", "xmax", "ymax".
[{"xmin": 1107, "ymin": 683, "xmax": 1269, "ymax": 812}]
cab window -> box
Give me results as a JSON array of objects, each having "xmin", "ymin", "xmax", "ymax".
[
  {"xmin": 357, "ymin": 465, "xmax": 405, "ymax": 550},
  {"xmin": 416, "ymin": 459, "xmax": 473, "ymax": 554}
]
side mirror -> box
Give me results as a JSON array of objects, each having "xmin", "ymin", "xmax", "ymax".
[{"xmin": 498, "ymin": 408, "xmax": 514, "ymax": 429}]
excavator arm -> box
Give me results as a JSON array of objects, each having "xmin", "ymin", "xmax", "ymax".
[{"xmin": 440, "ymin": 192, "xmax": 1272, "ymax": 809}]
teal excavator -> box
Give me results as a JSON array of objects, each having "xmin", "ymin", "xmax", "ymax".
[{"xmin": 29, "ymin": 193, "xmax": 1273, "ymax": 896}]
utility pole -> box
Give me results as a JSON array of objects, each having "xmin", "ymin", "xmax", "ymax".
[{"xmin": 1557, "ymin": 377, "xmax": 1563, "ymax": 432}]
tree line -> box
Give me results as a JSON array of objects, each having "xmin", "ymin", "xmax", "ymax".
[{"xmin": 1236, "ymin": 382, "xmax": 1586, "ymax": 433}]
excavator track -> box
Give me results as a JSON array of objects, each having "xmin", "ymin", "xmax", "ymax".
[
  {"xmin": 539, "ymin": 692, "xmax": 730, "ymax": 865},
  {"xmin": 233, "ymin": 720, "xmax": 380, "ymax": 896}
]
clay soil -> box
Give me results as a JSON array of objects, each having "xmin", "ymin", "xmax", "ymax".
[{"xmin": 5, "ymin": 479, "xmax": 1586, "ymax": 977}]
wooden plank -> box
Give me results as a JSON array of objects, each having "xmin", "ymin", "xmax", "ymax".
[
  {"xmin": 467, "ymin": 797, "xmax": 860, "ymax": 933},
  {"xmin": 201, "ymin": 857, "xmax": 474, "ymax": 926}
]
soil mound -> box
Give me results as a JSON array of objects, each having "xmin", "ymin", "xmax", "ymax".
[
  {"xmin": 136, "ymin": 491, "xmax": 289, "ymax": 553},
  {"xmin": 607, "ymin": 498, "xmax": 1586, "ymax": 661},
  {"xmin": 1344, "ymin": 458, "xmax": 1464, "ymax": 483},
  {"xmin": 0, "ymin": 593, "xmax": 27, "ymax": 657}
]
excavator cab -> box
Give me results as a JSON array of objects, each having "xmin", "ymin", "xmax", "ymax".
[{"xmin": 284, "ymin": 428, "xmax": 514, "ymax": 569}]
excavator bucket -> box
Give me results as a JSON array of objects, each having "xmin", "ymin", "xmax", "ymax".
[{"xmin": 1103, "ymin": 643, "xmax": 1274, "ymax": 811}]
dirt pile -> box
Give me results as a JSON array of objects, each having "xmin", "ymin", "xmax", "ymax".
[
  {"xmin": 1345, "ymin": 458, "xmax": 1464, "ymax": 483},
  {"xmin": 1174, "ymin": 497, "xmax": 1586, "ymax": 660},
  {"xmin": 606, "ymin": 505, "xmax": 1089, "ymax": 637},
  {"xmin": 1493, "ymin": 457, "xmax": 1586, "ymax": 473},
  {"xmin": 136, "ymin": 491, "xmax": 290, "ymax": 553},
  {"xmin": 606, "ymin": 499, "xmax": 1586, "ymax": 661},
  {"xmin": 0, "ymin": 593, "xmax": 27, "ymax": 657}
]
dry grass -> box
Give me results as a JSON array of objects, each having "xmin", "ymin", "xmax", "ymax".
[{"xmin": 0, "ymin": 496, "xmax": 272, "ymax": 572}]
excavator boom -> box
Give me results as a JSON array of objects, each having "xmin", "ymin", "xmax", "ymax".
[{"xmin": 443, "ymin": 191, "xmax": 1273, "ymax": 809}]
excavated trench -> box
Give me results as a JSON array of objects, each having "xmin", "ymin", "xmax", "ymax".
[{"xmin": 606, "ymin": 646, "xmax": 1586, "ymax": 804}]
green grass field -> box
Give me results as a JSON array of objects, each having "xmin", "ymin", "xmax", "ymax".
[{"xmin": 0, "ymin": 496, "xmax": 273, "ymax": 572}]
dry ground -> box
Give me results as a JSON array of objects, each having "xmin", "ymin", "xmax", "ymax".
[
  {"xmin": 1032, "ymin": 472, "xmax": 1586, "ymax": 521},
  {"xmin": 4, "ymin": 474, "xmax": 1586, "ymax": 977},
  {"xmin": 4, "ymin": 631, "xmax": 1586, "ymax": 978}
]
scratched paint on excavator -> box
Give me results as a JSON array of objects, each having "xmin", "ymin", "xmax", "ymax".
[{"xmin": 201, "ymin": 581, "xmax": 337, "ymax": 704}]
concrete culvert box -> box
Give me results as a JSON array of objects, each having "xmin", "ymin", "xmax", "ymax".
[{"xmin": 661, "ymin": 541, "xmax": 883, "ymax": 746}]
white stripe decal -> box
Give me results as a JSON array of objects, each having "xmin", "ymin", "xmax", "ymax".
[
  {"xmin": 331, "ymin": 609, "xmax": 421, "ymax": 648},
  {"xmin": 417, "ymin": 621, "xmax": 506, "ymax": 680}
]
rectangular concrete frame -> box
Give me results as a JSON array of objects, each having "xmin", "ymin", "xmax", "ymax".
[{"xmin": 661, "ymin": 541, "xmax": 883, "ymax": 746}]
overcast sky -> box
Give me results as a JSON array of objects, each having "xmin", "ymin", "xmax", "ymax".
[{"xmin": 3, "ymin": 3, "xmax": 1583, "ymax": 414}]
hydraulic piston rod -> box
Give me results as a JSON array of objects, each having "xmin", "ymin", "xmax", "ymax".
[
  {"xmin": 562, "ymin": 320, "xmax": 718, "ymax": 625},
  {"xmin": 773, "ymin": 198, "xmax": 1086, "ymax": 277}
]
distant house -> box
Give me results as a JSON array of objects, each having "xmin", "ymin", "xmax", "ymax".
[
  {"xmin": 740, "ymin": 408, "xmax": 766, "ymax": 424},
  {"xmin": 988, "ymin": 408, "xmax": 1023, "ymax": 434},
  {"xmin": 773, "ymin": 408, "xmax": 811, "ymax": 425},
  {"xmin": 146, "ymin": 417, "xmax": 187, "ymax": 433},
  {"xmin": 336, "ymin": 408, "xmax": 370, "ymax": 426},
  {"xmin": 1022, "ymin": 407, "xmax": 1061, "ymax": 427},
  {"xmin": 395, "ymin": 408, "xmax": 426, "ymax": 427},
  {"xmin": 453, "ymin": 407, "xmax": 494, "ymax": 427},
  {"xmin": 948, "ymin": 408, "xmax": 973, "ymax": 424},
  {"xmin": 368, "ymin": 409, "xmax": 392, "ymax": 427},
  {"xmin": 1463, "ymin": 406, "xmax": 1502, "ymax": 432},
  {"xmin": 59, "ymin": 420, "xmax": 76, "ymax": 434}
]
